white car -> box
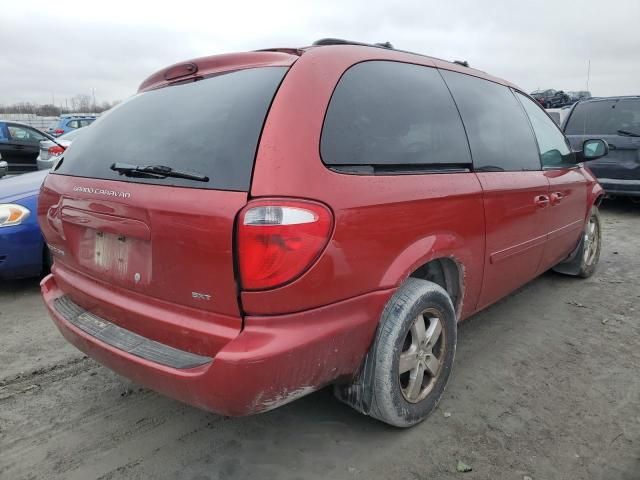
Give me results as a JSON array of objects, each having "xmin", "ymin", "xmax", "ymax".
[
  {"xmin": 545, "ymin": 106, "xmax": 572, "ymax": 127},
  {"xmin": 37, "ymin": 128, "xmax": 85, "ymax": 170}
]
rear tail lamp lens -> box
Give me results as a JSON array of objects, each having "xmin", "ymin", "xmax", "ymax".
[
  {"xmin": 237, "ymin": 200, "xmax": 332, "ymax": 290},
  {"xmin": 54, "ymin": 129, "xmax": 64, "ymax": 135},
  {"xmin": 48, "ymin": 145, "xmax": 66, "ymax": 156}
]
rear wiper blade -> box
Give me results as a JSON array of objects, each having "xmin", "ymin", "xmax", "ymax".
[
  {"xmin": 110, "ymin": 162, "xmax": 209, "ymax": 182},
  {"xmin": 617, "ymin": 129, "xmax": 640, "ymax": 137}
]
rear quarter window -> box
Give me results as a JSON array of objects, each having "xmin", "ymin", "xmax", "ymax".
[
  {"xmin": 54, "ymin": 67, "xmax": 287, "ymax": 191},
  {"xmin": 321, "ymin": 61, "xmax": 471, "ymax": 170}
]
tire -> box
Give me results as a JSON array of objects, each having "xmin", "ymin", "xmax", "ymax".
[
  {"xmin": 552, "ymin": 206, "xmax": 602, "ymax": 278},
  {"xmin": 360, "ymin": 278, "xmax": 457, "ymax": 427}
]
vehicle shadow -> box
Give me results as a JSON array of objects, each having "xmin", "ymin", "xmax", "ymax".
[{"xmin": 0, "ymin": 276, "xmax": 42, "ymax": 295}]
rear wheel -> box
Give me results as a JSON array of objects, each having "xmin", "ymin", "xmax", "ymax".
[{"xmin": 363, "ymin": 278, "xmax": 457, "ymax": 427}]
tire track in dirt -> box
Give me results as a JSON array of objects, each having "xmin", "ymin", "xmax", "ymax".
[{"xmin": 0, "ymin": 355, "xmax": 88, "ymax": 396}]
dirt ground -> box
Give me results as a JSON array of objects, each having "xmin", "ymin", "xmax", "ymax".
[{"xmin": 1, "ymin": 199, "xmax": 638, "ymax": 480}]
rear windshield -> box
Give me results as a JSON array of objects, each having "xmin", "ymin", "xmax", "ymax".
[
  {"xmin": 54, "ymin": 67, "xmax": 287, "ymax": 191},
  {"xmin": 565, "ymin": 98, "xmax": 640, "ymax": 135}
]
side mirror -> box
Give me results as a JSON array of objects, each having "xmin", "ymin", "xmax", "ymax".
[
  {"xmin": 578, "ymin": 139, "xmax": 609, "ymax": 161},
  {"xmin": 0, "ymin": 160, "xmax": 7, "ymax": 179}
]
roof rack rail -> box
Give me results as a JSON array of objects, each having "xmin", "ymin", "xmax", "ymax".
[
  {"xmin": 254, "ymin": 47, "xmax": 304, "ymax": 56},
  {"xmin": 311, "ymin": 38, "xmax": 478, "ymax": 72},
  {"xmin": 312, "ymin": 38, "xmax": 394, "ymax": 49}
]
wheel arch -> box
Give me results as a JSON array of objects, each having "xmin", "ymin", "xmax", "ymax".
[
  {"xmin": 594, "ymin": 191, "xmax": 605, "ymax": 207},
  {"xmin": 589, "ymin": 180, "xmax": 605, "ymax": 212},
  {"xmin": 380, "ymin": 234, "xmax": 468, "ymax": 319},
  {"xmin": 408, "ymin": 257, "xmax": 463, "ymax": 317}
]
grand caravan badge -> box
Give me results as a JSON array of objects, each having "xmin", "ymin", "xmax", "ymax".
[{"xmin": 73, "ymin": 186, "xmax": 131, "ymax": 198}]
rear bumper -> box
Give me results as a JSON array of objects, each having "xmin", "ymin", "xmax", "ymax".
[
  {"xmin": 598, "ymin": 178, "xmax": 640, "ymax": 197},
  {"xmin": 41, "ymin": 274, "xmax": 393, "ymax": 415}
]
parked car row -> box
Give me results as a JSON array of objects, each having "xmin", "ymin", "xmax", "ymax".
[
  {"xmin": 47, "ymin": 114, "xmax": 96, "ymax": 137},
  {"xmin": 1, "ymin": 124, "xmax": 85, "ymax": 280},
  {"xmin": 0, "ymin": 121, "xmax": 56, "ymax": 174},
  {"xmin": 0, "ymin": 118, "xmax": 89, "ymax": 175},
  {"xmin": 531, "ymin": 89, "xmax": 591, "ymax": 108}
]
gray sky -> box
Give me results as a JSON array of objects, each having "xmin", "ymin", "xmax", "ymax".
[{"xmin": 2, "ymin": 0, "xmax": 639, "ymax": 105}]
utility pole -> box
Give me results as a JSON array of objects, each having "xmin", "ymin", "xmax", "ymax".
[{"xmin": 91, "ymin": 88, "xmax": 96, "ymax": 113}]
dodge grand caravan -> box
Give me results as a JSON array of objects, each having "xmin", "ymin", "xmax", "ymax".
[{"xmin": 38, "ymin": 39, "xmax": 608, "ymax": 427}]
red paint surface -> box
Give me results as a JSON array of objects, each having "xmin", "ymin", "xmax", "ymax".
[
  {"xmin": 137, "ymin": 51, "xmax": 298, "ymax": 92},
  {"xmin": 38, "ymin": 44, "xmax": 602, "ymax": 415}
]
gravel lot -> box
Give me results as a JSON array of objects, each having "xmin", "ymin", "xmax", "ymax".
[{"xmin": 1, "ymin": 199, "xmax": 638, "ymax": 480}]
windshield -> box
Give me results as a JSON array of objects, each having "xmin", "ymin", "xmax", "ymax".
[
  {"xmin": 54, "ymin": 67, "xmax": 287, "ymax": 191},
  {"xmin": 565, "ymin": 98, "xmax": 640, "ymax": 135}
]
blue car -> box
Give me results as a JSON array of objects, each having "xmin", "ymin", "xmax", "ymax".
[
  {"xmin": 0, "ymin": 169, "xmax": 49, "ymax": 279},
  {"xmin": 47, "ymin": 115, "xmax": 96, "ymax": 137}
]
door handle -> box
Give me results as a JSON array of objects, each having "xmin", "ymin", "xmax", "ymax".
[
  {"xmin": 550, "ymin": 192, "xmax": 564, "ymax": 205},
  {"xmin": 534, "ymin": 195, "xmax": 550, "ymax": 208}
]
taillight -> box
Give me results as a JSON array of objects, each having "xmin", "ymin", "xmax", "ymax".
[
  {"xmin": 54, "ymin": 129, "xmax": 64, "ymax": 136},
  {"xmin": 237, "ymin": 199, "xmax": 333, "ymax": 290},
  {"xmin": 48, "ymin": 145, "xmax": 65, "ymax": 156}
]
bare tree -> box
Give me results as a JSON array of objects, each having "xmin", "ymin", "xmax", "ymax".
[
  {"xmin": 0, "ymin": 97, "xmax": 120, "ymax": 115},
  {"xmin": 71, "ymin": 94, "xmax": 92, "ymax": 112}
]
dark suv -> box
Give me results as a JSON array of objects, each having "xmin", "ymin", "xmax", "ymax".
[
  {"xmin": 564, "ymin": 96, "xmax": 640, "ymax": 197},
  {"xmin": 531, "ymin": 89, "xmax": 571, "ymax": 108},
  {"xmin": 38, "ymin": 39, "xmax": 607, "ymax": 427}
]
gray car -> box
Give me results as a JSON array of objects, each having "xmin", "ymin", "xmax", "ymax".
[
  {"xmin": 37, "ymin": 128, "xmax": 85, "ymax": 170},
  {"xmin": 564, "ymin": 96, "xmax": 640, "ymax": 197}
]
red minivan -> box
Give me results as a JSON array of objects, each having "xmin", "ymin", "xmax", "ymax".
[{"xmin": 38, "ymin": 39, "xmax": 608, "ymax": 427}]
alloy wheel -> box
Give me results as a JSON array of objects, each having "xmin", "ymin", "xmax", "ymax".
[
  {"xmin": 583, "ymin": 216, "xmax": 599, "ymax": 266},
  {"xmin": 398, "ymin": 308, "xmax": 446, "ymax": 403}
]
